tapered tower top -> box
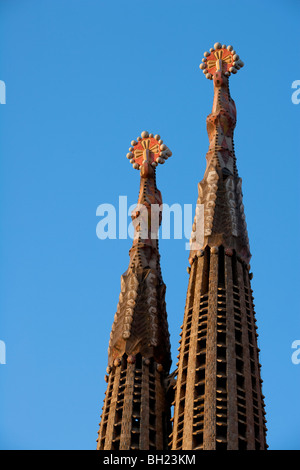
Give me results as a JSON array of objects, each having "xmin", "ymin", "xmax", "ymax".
[
  {"xmin": 188, "ymin": 42, "xmax": 250, "ymax": 265},
  {"xmin": 107, "ymin": 131, "xmax": 172, "ymax": 371}
]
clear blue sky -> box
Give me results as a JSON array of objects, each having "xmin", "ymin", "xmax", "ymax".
[{"xmin": 0, "ymin": 0, "xmax": 299, "ymax": 450}]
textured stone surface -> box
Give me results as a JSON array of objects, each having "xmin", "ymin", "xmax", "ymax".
[
  {"xmin": 96, "ymin": 138, "xmax": 172, "ymax": 450},
  {"xmin": 97, "ymin": 48, "xmax": 267, "ymax": 451},
  {"xmin": 171, "ymin": 46, "xmax": 267, "ymax": 450}
]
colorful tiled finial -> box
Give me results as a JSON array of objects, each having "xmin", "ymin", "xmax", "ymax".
[
  {"xmin": 126, "ymin": 131, "xmax": 172, "ymax": 170},
  {"xmin": 199, "ymin": 42, "xmax": 244, "ymax": 80}
]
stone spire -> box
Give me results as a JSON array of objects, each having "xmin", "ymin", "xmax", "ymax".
[
  {"xmin": 189, "ymin": 42, "xmax": 250, "ymax": 263},
  {"xmin": 97, "ymin": 131, "xmax": 173, "ymax": 450},
  {"xmin": 170, "ymin": 44, "xmax": 268, "ymax": 450}
]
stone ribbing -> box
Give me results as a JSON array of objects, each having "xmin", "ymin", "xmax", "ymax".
[
  {"xmin": 244, "ymin": 269, "xmax": 268, "ymax": 449},
  {"xmin": 139, "ymin": 362, "xmax": 150, "ymax": 449},
  {"xmin": 225, "ymin": 254, "xmax": 238, "ymax": 449},
  {"xmin": 182, "ymin": 256, "xmax": 202, "ymax": 449},
  {"xmin": 97, "ymin": 356, "xmax": 171, "ymax": 450},
  {"xmin": 119, "ymin": 362, "xmax": 135, "ymax": 449},
  {"xmin": 237, "ymin": 261, "xmax": 255, "ymax": 449},
  {"xmin": 203, "ymin": 250, "xmax": 218, "ymax": 449},
  {"xmin": 170, "ymin": 257, "xmax": 198, "ymax": 449},
  {"xmin": 98, "ymin": 366, "xmax": 121, "ymax": 450},
  {"xmin": 171, "ymin": 246, "xmax": 267, "ymax": 450}
]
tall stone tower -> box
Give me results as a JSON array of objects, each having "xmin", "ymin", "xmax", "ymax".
[
  {"xmin": 170, "ymin": 43, "xmax": 267, "ymax": 450},
  {"xmin": 96, "ymin": 131, "xmax": 173, "ymax": 450}
]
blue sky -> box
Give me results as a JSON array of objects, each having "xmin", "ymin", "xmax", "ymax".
[{"xmin": 0, "ymin": 0, "xmax": 299, "ymax": 450}]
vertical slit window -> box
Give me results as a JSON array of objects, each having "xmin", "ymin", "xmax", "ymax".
[
  {"xmin": 218, "ymin": 246, "xmax": 225, "ymax": 287},
  {"xmin": 201, "ymin": 246, "xmax": 210, "ymax": 294}
]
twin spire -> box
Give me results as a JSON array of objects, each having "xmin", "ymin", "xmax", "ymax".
[{"xmin": 96, "ymin": 43, "xmax": 267, "ymax": 451}]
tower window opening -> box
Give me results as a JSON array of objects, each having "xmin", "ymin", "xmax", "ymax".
[
  {"xmin": 149, "ymin": 398, "xmax": 155, "ymax": 412},
  {"xmin": 216, "ymin": 440, "xmax": 227, "ymax": 450},
  {"xmin": 217, "ymin": 331, "xmax": 226, "ymax": 345},
  {"xmin": 236, "ymin": 358, "xmax": 244, "ymax": 373},
  {"xmin": 193, "ymin": 432, "xmax": 203, "ymax": 449},
  {"xmin": 217, "ymin": 346, "xmax": 226, "ymax": 360},
  {"xmin": 196, "ymin": 367, "xmax": 205, "ymax": 382},
  {"xmin": 235, "ymin": 329, "xmax": 242, "ymax": 343},
  {"xmin": 237, "ymin": 374, "xmax": 245, "ymax": 389},
  {"xmin": 216, "ymin": 376, "xmax": 227, "ymax": 390},
  {"xmin": 197, "ymin": 338, "xmax": 206, "ymax": 353},
  {"xmin": 196, "ymin": 352, "xmax": 206, "ymax": 367},
  {"xmin": 135, "ymin": 354, "xmax": 142, "ymax": 370},
  {"xmin": 216, "ymin": 424, "xmax": 227, "ymax": 439},
  {"xmin": 217, "ymin": 360, "xmax": 226, "ymax": 374},
  {"xmin": 131, "ymin": 431, "xmax": 140, "ymax": 448},
  {"xmin": 132, "ymin": 417, "xmax": 140, "ymax": 429},
  {"xmin": 195, "ymin": 383, "xmax": 205, "ymax": 396},
  {"xmin": 238, "ymin": 421, "xmax": 247, "ymax": 438},
  {"xmin": 238, "ymin": 438, "xmax": 247, "ymax": 450},
  {"xmin": 235, "ymin": 343, "xmax": 243, "ymax": 358},
  {"xmin": 201, "ymin": 247, "xmax": 210, "ymax": 294},
  {"xmin": 218, "ymin": 246, "xmax": 225, "ymax": 287}
]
